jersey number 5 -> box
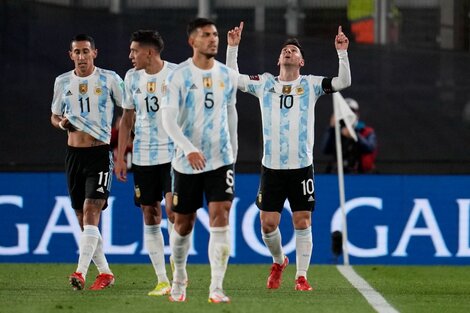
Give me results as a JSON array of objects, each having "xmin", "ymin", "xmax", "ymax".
[{"xmin": 205, "ymin": 92, "xmax": 214, "ymax": 109}]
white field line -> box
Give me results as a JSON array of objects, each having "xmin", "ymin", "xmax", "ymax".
[{"xmin": 337, "ymin": 265, "xmax": 399, "ymax": 313}]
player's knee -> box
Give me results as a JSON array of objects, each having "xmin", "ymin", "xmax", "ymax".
[
  {"xmin": 293, "ymin": 216, "xmax": 311, "ymax": 230},
  {"xmin": 141, "ymin": 205, "xmax": 160, "ymax": 220},
  {"xmin": 261, "ymin": 219, "xmax": 278, "ymax": 233}
]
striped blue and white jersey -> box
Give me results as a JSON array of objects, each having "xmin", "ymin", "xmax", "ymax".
[
  {"xmin": 51, "ymin": 66, "xmax": 124, "ymax": 144},
  {"xmin": 162, "ymin": 58, "xmax": 238, "ymax": 174},
  {"xmin": 238, "ymin": 73, "xmax": 326, "ymax": 170},
  {"xmin": 124, "ymin": 61, "xmax": 177, "ymax": 166}
]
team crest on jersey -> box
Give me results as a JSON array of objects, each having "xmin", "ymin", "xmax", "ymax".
[
  {"xmin": 79, "ymin": 83, "xmax": 88, "ymax": 94},
  {"xmin": 94, "ymin": 86, "xmax": 102, "ymax": 95},
  {"xmin": 282, "ymin": 85, "xmax": 292, "ymax": 94},
  {"xmin": 147, "ymin": 82, "xmax": 156, "ymax": 93},
  {"xmin": 295, "ymin": 86, "xmax": 304, "ymax": 95},
  {"xmin": 203, "ymin": 77, "xmax": 212, "ymax": 88},
  {"xmin": 161, "ymin": 83, "xmax": 167, "ymax": 95},
  {"xmin": 249, "ymin": 75, "xmax": 260, "ymax": 81}
]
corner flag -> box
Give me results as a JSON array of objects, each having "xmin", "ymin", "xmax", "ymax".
[
  {"xmin": 333, "ymin": 92, "xmax": 358, "ymax": 141},
  {"xmin": 331, "ymin": 91, "xmax": 357, "ymax": 265}
]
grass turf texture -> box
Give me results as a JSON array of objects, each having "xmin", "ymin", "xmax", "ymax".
[
  {"xmin": 0, "ymin": 264, "xmax": 469, "ymax": 313},
  {"xmin": 355, "ymin": 266, "xmax": 470, "ymax": 313}
]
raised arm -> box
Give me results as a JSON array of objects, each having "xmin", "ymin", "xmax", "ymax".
[
  {"xmin": 226, "ymin": 21, "xmax": 244, "ymax": 71},
  {"xmin": 332, "ymin": 26, "xmax": 351, "ymax": 91}
]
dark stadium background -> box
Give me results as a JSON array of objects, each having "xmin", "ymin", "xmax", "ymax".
[{"xmin": 1, "ymin": 0, "xmax": 469, "ymax": 174}]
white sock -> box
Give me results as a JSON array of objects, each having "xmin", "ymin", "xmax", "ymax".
[
  {"xmin": 170, "ymin": 230, "xmax": 191, "ymax": 282},
  {"xmin": 208, "ymin": 226, "xmax": 230, "ymax": 291},
  {"xmin": 144, "ymin": 224, "xmax": 169, "ymax": 283},
  {"xmin": 295, "ymin": 226, "xmax": 313, "ymax": 279},
  {"xmin": 167, "ymin": 220, "xmax": 174, "ymax": 239},
  {"xmin": 167, "ymin": 220, "xmax": 174, "ymax": 261},
  {"xmin": 92, "ymin": 234, "xmax": 112, "ymax": 275},
  {"xmin": 76, "ymin": 225, "xmax": 100, "ymax": 278},
  {"xmin": 262, "ymin": 228, "xmax": 284, "ymax": 264}
]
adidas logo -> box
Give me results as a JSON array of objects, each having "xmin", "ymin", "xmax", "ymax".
[
  {"xmin": 190, "ymin": 84, "xmax": 198, "ymax": 90},
  {"xmin": 136, "ymin": 88, "xmax": 141, "ymax": 94},
  {"xmin": 66, "ymin": 90, "xmax": 72, "ymax": 96},
  {"xmin": 225, "ymin": 187, "xmax": 233, "ymax": 194},
  {"xmin": 96, "ymin": 187, "xmax": 105, "ymax": 193},
  {"xmin": 268, "ymin": 87, "xmax": 275, "ymax": 93},
  {"xmin": 308, "ymin": 195, "xmax": 314, "ymax": 202}
]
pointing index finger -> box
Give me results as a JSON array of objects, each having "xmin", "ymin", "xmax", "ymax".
[
  {"xmin": 239, "ymin": 21, "xmax": 244, "ymax": 32},
  {"xmin": 338, "ymin": 25, "xmax": 342, "ymax": 35}
]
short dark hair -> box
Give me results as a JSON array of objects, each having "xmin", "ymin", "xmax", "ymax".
[
  {"xmin": 187, "ymin": 18, "xmax": 216, "ymax": 37},
  {"xmin": 130, "ymin": 30, "xmax": 164, "ymax": 53},
  {"xmin": 282, "ymin": 38, "xmax": 305, "ymax": 59},
  {"xmin": 70, "ymin": 34, "xmax": 95, "ymax": 50}
]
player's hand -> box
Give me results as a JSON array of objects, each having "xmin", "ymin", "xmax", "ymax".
[
  {"xmin": 227, "ymin": 21, "xmax": 244, "ymax": 46},
  {"xmin": 335, "ymin": 26, "xmax": 349, "ymax": 50},
  {"xmin": 59, "ymin": 118, "xmax": 76, "ymax": 132},
  {"xmin": 114, "ymin": 159, "xmax": 128, "ymax": 182},
  {"xmin": 187, "ymin": 151, "xmax": 206, "ymax": 171},
  {"xmin": 329, "ymin": 114, "xmax": 336, "ymax": 127}
]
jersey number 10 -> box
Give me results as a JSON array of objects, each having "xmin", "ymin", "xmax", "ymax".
[{"xmin": 279, "ymin": 95, "xmax": 294, "ymax": 109}]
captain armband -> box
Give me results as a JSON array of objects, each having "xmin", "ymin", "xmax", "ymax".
[{"xmin": 322, "ymin": 78, "xmax": 334, "ymax": 94}]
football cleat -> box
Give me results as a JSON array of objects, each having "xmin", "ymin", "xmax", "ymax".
[
  {"xmin": 295, "ymin": 276, "xmax": 313, "ymax": 291},
  {"xmin": 69, "ymin": 272, "xmax": 85, "ymax": 291},
  {"xmin": 148, "ymin": 281, "xmax": 171, "ymax": 296},
  {"xmin": 208, "ymin": 288, "xmax": 231, "ymax": 303},
  {"xmin": 89, "ymin": 273, "xmax": 115, "ymax": 290},
  {"xmin": 267, "ymin": 256, "xmax": 289, "ymax": 289},
  {"xmin": 169, "ymin": 280, "xmax": 187, "ymax": 302}
]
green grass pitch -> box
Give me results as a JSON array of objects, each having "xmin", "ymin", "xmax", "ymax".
[{"xmin": 1, "ymin": 264, "xmax": 469, "ymax": 313}]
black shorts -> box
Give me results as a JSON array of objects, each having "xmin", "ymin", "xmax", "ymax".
[
  {"xmin": 133, "ymin": 163, "xmax": 172, "ymax": 207},
  {"xmin": 65, "ymin": 145, "xmax": 113, "ymax": 211},
  {"xmin": 172, "ymin": 164, "xmax": 235, "ymax": 214},
  {"xmin": 256, "ymin": 165, "xmax": 315, "ymax": 213}
]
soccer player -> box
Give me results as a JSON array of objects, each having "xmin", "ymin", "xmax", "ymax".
[
  {"xmin": 226, "ymin": 22, "xmax": 351, "ymax": 290},
  {"xmin": 114, "ymin": 29, "xmax": 176, "ymax": 296},
  {"xmin": 50, "ymin": 34, "xmax": 124, "ymax": 290},
  {"xmin": 161, "ymin": 18, "xmax": 238, "ymax": 303}
]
